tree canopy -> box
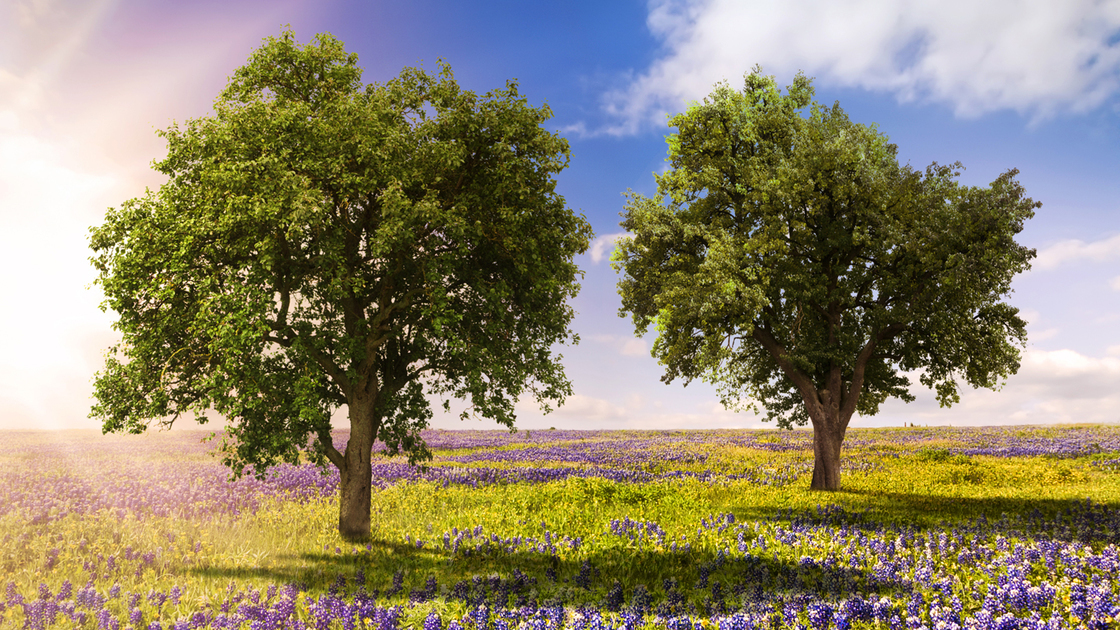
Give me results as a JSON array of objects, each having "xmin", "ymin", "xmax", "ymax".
[
  {"xmin": 613, "ymin": 69, "xmax": 1038, "ymax": 490},
  {"xmin": 90, "ymin": 31, "xmax": 592, "ymax": 538}
]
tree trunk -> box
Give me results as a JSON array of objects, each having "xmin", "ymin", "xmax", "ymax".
[
  {"xmin": 810, "ymin": 420, "xmax": 844, "ymax": 490},
  {"xmin": 338, "ymin": 396, "xmax": 376, "ymax": 541}
]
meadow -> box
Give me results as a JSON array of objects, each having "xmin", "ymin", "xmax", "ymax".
[{"xmin": 2, "ymin": 425, "xmax": 1120, "ymax": 630}]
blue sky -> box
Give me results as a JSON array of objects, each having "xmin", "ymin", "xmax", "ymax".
[{"xmin": 2, "ymin": 0, "xmax": 1119, "ymax": 431}]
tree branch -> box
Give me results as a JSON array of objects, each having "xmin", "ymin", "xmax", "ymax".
[
  {"xmin": 264, "ymin": 327, "xmax": 353, "ymax": 398},
  {"xmin": 316, "ymin": 424, "xmax": 345, "ymax": 469},
  {"xmin": 839, "ymin": 322, "xmax": 907, "ymax": 424},
  {"xmin": 751, "ymin": 324, "xmax": 820, "ymax": 413}
]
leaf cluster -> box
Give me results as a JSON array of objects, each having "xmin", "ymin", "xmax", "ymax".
[
  {"xmin": 90, "ymin": 31, "xmax": 592, "ymax": 473},
  {"xmin": 613, "ymin": 68, "xmax": 1038, "ymax": 429}
]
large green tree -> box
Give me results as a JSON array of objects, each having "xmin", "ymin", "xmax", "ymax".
[
  {"xmin": 613, "ymin": 70, "xmax": 1037, "ymax": 490},
  {"xmin": 90, "ymin": 32, "xmax": 592, "ymax": 539}
]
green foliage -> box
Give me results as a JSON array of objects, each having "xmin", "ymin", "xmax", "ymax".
[
  {"xmin": 915, "ymin": 447, "xmax": 970, "ymax": 464},
  {"xmin": 613, "ymin": 68, "xmax": 1039, "ymax": 432},
  {"xmin": 89, "ymin": 30, "xmax": 592, "ymax": 475}
]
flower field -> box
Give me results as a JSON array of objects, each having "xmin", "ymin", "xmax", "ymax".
[{"xmin": 2, "ymin": 426, "xmax": 1120, "ymax": 630}]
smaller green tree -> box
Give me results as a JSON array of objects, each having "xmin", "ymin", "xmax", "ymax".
[
  {"xmin": 90, "ymin": 31, "xmax": 591, "ymax": 539},
  {"xmin": 613, "ymin": 70, "xmax": 1038, "ymax": 490}
]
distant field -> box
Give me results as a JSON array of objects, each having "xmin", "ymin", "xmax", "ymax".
[{"xmin": 2, "ymin": 425, "xmax": 1119, "ymax": 629}]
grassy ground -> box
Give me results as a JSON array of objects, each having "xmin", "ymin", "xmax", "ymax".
[{"xmin": 2, "ymin": 426, "xmax": 1119, "ymax": 628}]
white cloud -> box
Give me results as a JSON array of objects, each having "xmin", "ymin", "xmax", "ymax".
[
  {"xmin": 554, "ymin": 394, "xmax": 629, "ymax": 420},
  {"xmin": 1020, "ymin": 306, "xmax": 1058, "ymax": 342},
  {"xmin": 1111, "ymin": 275, "xmax": 1120, "ymax": 291},
  {"xmin": 443, "ymin": 345, "xmax": 1120, "ymax": 431},
  {"xmin": 1034, "ymin": 233, "xmax": 1120, "ymax": 270},
  {"xmin": 604, "ymin": 0, "xmax": 1120, "ymax": 133},
  {"xmin": 620, "ymin": 338, "xmax": 649, "ymax": 357},
  {"xmin": 590, "ymin": 333, "xmax": 652, "ymax": 358},
  {"xmin": 504, "ymin": 392, "xmax": 769, "ymax": 430},
  {"xmin": 589, "ymin": 232, "xmax": 629, "ymax": 264},
  {"xmin": 619, "ymin": 409, "xmax": 771, "ymax": 431},
  {"xmin": 1020, "ymin": 348, "xmax": 1120, "ymax": 385},
  {"xmin": 870, "ymin": 347, "xmax": 1120, "ymax": 426},
  {"xmin": 1029, "ymin": 328, "xmax": 1059, "ymax": 342},
  {"xmin": 626, "ymin": 393, "xmax": 646, "ymax": 411}
]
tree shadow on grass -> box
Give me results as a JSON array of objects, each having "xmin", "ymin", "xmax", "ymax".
[
  {"xmin": 187, "ymin": 535, "xmax": 907, "ymax": 611},
  {"xmin": 738, "ymin": 488, "xmax": 1120, "ymax": 545},
  {"xmin": 186, "ymin": 490, "xmax": 1120, "ymax": 611}
]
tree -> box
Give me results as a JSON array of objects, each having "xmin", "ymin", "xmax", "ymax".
[
  {"xmin": 89, "ymin": 31, "xmax": 592, "ymax": 539},
  {"xmin": 613, "ymin": 70, "xmax": 1037, "ymax": 490}
]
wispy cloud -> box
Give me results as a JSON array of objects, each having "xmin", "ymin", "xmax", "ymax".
[
  {"xmin": 601, "ymin": 0, "xmax": 1120, "ymax": 134},
  {"xmin": 872, "ymin": 347, "xmax": 1120, "ymax": 426},
  {"xmin": 1034, "ymin": 233, "xmax": 1120, "ymax": 270},
  {"xmin": 554, "ymin": 394, "xmax": 629, "ymax": 420},
  {"xmin": 590, "ymin": 334, "xmax": 651, "ymax": 358},
  {"xmin": 589, "ymin": 232, "xmax": 629, "ymax": 264},
  {"xmin": 507, "ymin": 392, "xmax": 770, "ymax": 430},
  {"xmin": 469, "ymin": 345, "xmax": 1120, "ymax": 430},
  {"xmin": 620, "ymin": 338, "xmax": 648, "ymax": 357}
]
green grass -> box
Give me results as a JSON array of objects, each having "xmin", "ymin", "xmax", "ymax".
[
  {"xmin": 3, "ymin": 427, "xmax": 1120, "ymax": 628},
  {"xmin": 172, "ymin": 449, "xmax": 1120, "ymax": 598}
]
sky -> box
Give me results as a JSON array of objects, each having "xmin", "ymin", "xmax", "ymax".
[{"xmin": 1, "ymin": 0, "xmax": 1119, "ymax": 433}]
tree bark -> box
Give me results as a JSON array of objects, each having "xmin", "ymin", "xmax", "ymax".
[
  {"xmin": 749, "ymin": 327, "xmax": 869, "ymax": 492},
  {"xmin": 810, "ymin": 418, "xmax": 844, "ymax": 491},
  {"xmin": 338, "ymin": 394, "xmax": 377, "ymax": 541}
]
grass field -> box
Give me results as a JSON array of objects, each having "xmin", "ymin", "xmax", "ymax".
[{"xmin": 2, "ymin": 425, "xmax": 1119, "ymax": 629}]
